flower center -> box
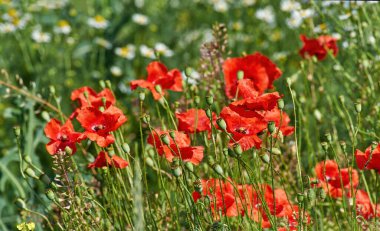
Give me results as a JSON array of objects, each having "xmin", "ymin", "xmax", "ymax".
[
  {"xmin": 59, "ymin": 134, "xmax": 68, "ymax": 142},
  {"xmin": 235, "ymin": 127, "xmax": 248, "ymax": 134},
  {"xmin": 92, "ymin": 124, "xmax": 105, "ymax": 131}
]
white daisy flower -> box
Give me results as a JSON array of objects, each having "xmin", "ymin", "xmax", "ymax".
[
  {"xmin": 281, "ymin": 0, "xmax": 301, "ymax": 12},
  {"xmin": 213, "ymin": 0, "xmax": 228, "ymax": 13},
  {"xmin": 115, "ymin": 45, "xmax": 136, "ymax": 60},
  {"xmin": 242, "ymin": 0, "xmax": 256, "ymax": 7},
  {"xmin": 140, "ymin": 45, "xmax": 156, "ymax": 59},
  {"xmin": 154, "ymin": 43, "xmax": 174, "ymax": 57},
  {"xmin": 286, "ymin": 11, "xmax": 303, "ymax": 29},
  {"xmin": 0, "ymin": 23, "xmax": 16, "ymax": 33},
  {"xmin": 132, "ymin": 13, "xmax": 149, "ymax": 25},
  {"xmin": 54, "ymin": 20, "xmax": 71, "ymax": 34},
  {"xmin": 110, "ymin": 66, "xmax": 123, "ymax": 77},
  {"xmin": 255, "ymin": 6, "xmax": 275, "ymax": 25},
  {"xmin": 31, "ymin": 29, "xmax": 51, "ymax": 43},
  {"xmin": 87, "ymin": 15, "xmax": 109, "ymax": 29}
]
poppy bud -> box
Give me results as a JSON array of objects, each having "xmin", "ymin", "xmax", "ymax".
[
  {"xmin": 260, "ymin": 153, "xmax": 270, "ymax": 164},
  {"xmin": 24, "ymin": 168, "xmax": 38, "ymax": 179},
  {"xmin": 13, "ymin": 126, "xmax": 21, "ymax": 137},
  {"xmin": 23, "ymin": 155, "xmax": 32, "ymax": 164},
  {"xmin": 122, "ymin": 143, "xmax": 130, "ymax": 153},
  {"xmin": 233, "ymin": 143, "xmax": 242, "ymax": 156},
  {"xmin": 99, "ymin": 106, "xmax": 105, "ymax": 112},
  {"xmin": 171, "ymin": 159, "xmax": 182, "ymax": 177},
  {"xmin": 148, "ymin": 148, "xmax": 155, "ymax": 157},
  {"xmin": 237, "ymin": 70, "xmax": 244, "ymax": 80},
  {"xmin": 194, "ymin": 179, "xmax": 202, "ymax": 193},
  {"xmin": 194, "ymin": 96, "xmax": 200, "ymax": 105},
  {"xmin": 40, "ymin": 174, "xmax": 51, "ymax": 185},
  {"xmin": 15, "ymin": 198, "xmax": 27, "ymax": 209},
  {"xmin": 139, "ymin": 92, "xmax": 145, "ymax": 101},
  {"xmin": 307, "ymin": 188, "xmax": 316, "ymax": 202},
  {"xmin": 317, "ymin": 188, "xmax": 326, "ymax": 201},
  {"xmin": 49, "ymin": 86, "xmax": 56, "ymax": 95},
  {"xmin": 145, "ymin": 157, "xmax": 154, "ymax": 167},
  {"xmin": 185, "ymin": 67, "xmax": 192, "ymax": 77},
  {"xmin": 155, "ymin": 84, "xmax": 162, "ymax": 94},
  {"xmin": 205, "ymin": 108, "xmax": 212, "ymax": 118},
  {"xmin": 222, "ymin": 148, "xmax": 229, "ymax": 156},
  {"xmin": 321, "ymin": 142, "xmax": 329, "ymax": 152},
  {"xmin": 142, "ymin": 114, "xmax": 150, "ymax": 124},
  {"xmin": 160, "ymin": 134, "xmax": 170, "ymax": 146},
  {"xmin": 105, "ymin": 80, "xmax": 112, "ymax": 89},
  {"xmin": 99, "ymin": 80, "xmax": 106, "ymax": 89},
  {"xmin": 324, "ymin": 133, "xmax": 332, "ymax": 143},
  {"xmin": 354, "ymin": 101, "xmax": 362, "ymax": 113},
  {"xmin": 212, "ymin": 164, "xmax": 224, "ymax": 176},
  {"xmin": 216, "ymin": 118, "xmax": 227, "ymax": 131},
  {"xmin": 169, "ymin": 131, "xmax": 176, "ymax": 139},
  {"xmin": 270, "ymin": 148, "xmax": 281, "ymax": 155},
  {"xmin": 297, "ymin": 193, "xmax": 304, "ymax": 203},
  {"xmin": 107, "ymin": 147, "xmax": 115, "ymax": 156},
  {"xmin": 302, "ymin": 175, "xmax": 310, "ymax": 188},
  {"xmin": 339, "ymin": 141, "xmax": 346, "ymax": 152},
  {"xmin": 267, "ymin": 121, "xmax": 276, "ymax": 134},
  {"xmin": 46, "ymin": 189, "xmax": 56, "ymax": 201},
  {"xmin": 185, "ymin": 162, "xmax": 194, "ymax": 172},
  {"xmin": 41, "ymin": 111, "xmax": 50, "ymax": 121},
  {"xmin": 277, "ymin": 98, "xmax": 284, "ymax": 110},
  {"xmin": 206, "ymin": 95, "xmax": 214, "ymax": 106},
  {"xmin": 65, "ymin": 146, "xmax": 73, "ymax": 155}
]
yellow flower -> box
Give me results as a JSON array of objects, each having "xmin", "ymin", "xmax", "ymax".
[{"xmin": 17, "ymin": 222, "xmax": 35, "ymax": 231}]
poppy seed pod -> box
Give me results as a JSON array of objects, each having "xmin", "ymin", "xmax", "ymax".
[
  {"xmin": 169, "ymin": 131, "xmax": 176, "ymax": 139},
  {"xmin": 216, "ymin": 118, "xmax": 227, "ymax": 131},
  {"xmin": 267, "ymin": 121, "xmax": 276, "ymax": 134},
  {"xmin": 155, "ymin": 84, "xmax": 162, "ymax": 94},
  {"xmin": 39, "ymin": 174, "xmax": 51, "ymax": 185},
  {"xmin": 260, "ymin": 153, "xmax": 270, "ymax": 164},
  {"xmin": 277, "ymin": 98, "xmax": 284, "ymax": 110},
  {"xmin": 139, "ymin": 92, "xmax": 145, "ymax": 101},
  {"xmin": 307, "ymin": 188, "xmax": 316, "ymax": 202},
  {"xmin": 233, "ymin": 143, "xmax": 243, "ymax": 156},
  {"xmin": 237, "ymin": 70, "xmax": 244, "ymax": 80},
  {"xmin": 317, "ymin": 188, "xmax": 327, "ymax": 201},
  {"xmin": 212, "ymin": 164, "xmax": 224, "ymax": 176},
  {"xmin": 194, "ymin": 96, "xmax": 200, "ymax": 105},
  {"xmin": 297, "ymin": 193, "xmax": 305, "ymax": 203},
  {"xmin": 270, "ymin": 148, "xmax": 281, "ymax": 155},
  {"xmin": 205, "ymin": 108, "xmax": 212, "ymax": 118},
  {"xmin": 302, "ymin": 175, "xmax": 311, "ymax": 188},
  {"xmin": 160, "ymin": 134, "xmax": 170, "ymax": 145},
  {"xmin": 206, "ymin": 95, "xmax": 214, "ymax": 106},
  {"xmin": 46, "ymin": 189, "xmax": 56, "ymax": 201},
  {"xmin": 13, "ymin": 126, "xmax": 21, "ymax": 137},
  {"xmin": 122, "ymin": 143, "xmax": 130, "ymax": 153},
  {"xmin": 145, "ymin": 157, "xmax": 154, "ymax": 167},
  {"xmin": 24, "ymin": 168, "xmax": 38, "ymax": 179},
  {"xmin": 185, "ymin": 162, "xmax": 194, "ymax": 172},
  {"xmin": 354, "ymin": 101, "xmax": 362, "ymax": 113},
  {"xmin": 171, "ymin": 159, "xmax": 182, "ymax": 177}
]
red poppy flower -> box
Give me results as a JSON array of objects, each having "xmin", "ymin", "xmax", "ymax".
[
  {"xmin": 176, "ymin": 109, "xmax": 215, "ymax": 133},
  {"xmin": 147, "ymin": 130, "xmax": 203, "ymax": 165},
  {"xmin": 220, "ymin": 106, "xmax": 267, "ymax": 151},
  {"xmin": 88, "ymin": 151, "xmax": 128, "ymax": 169},
  {"xmin": 355, "ymin": 143, "xmax": 380, "ymax": 173},
  {"xmin": 223, "ymin": 52, "xmax": 282, "ymax": 99},
  {"xmin": 314, "ymin": 160, "xmax": 359, "ymax": 198},
  {"xmin": 299, "ymin": 35, "xmax": 338, "ymax": 61},
  {"xmin": 130, "ymin": 61, "xmax": 183, "ymax": 100},
  {"xmin": 44, "ymin": 119, "xmax": 85, "ymax": 155},
  {"xmin": 76, "ymin": 106, "xmax": 127, "ymax": 147},
  {"xmin": 193, "ymin": 179, "xmax": 240, "ymax": 217},
  {"xmin": 229, "ymin": 92, "xmax": 281, "ymax": 118},
  {"xmin": 262, "ymin": 108, "xmax": 295, "ymax": 136}
]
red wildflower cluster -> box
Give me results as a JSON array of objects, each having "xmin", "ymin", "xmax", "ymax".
[
  {"xmin": 147, "ymin": 130, "xmax": 204, "ymax": 165},
  {"xmin": 314, "ymin": 160, "xmax": 359, "ymax": 198},
  {"xmin": 130, "ymin": 61, "xmax": 183, "ymax": 100},
  {"xmin": 355, "ymin": 143, "xmax": 380, "ymax": 173},
  {"xmin": 219, "ymin": 53, "xmax": 294, "ymax": 151},
  {"xmin": 299, "ymin": 35, "xmax": 338, "ymax": 61},
  {"xmin": 353, "ymin": 190, "xmax": 380, "ymax": 220},
  {"xmin": 192, "ymin": 179, "xmax": 310, "ymax": 230},
  {"xmin": 44, "ymin": 86, "xmax": 128, "ymax": 169}
]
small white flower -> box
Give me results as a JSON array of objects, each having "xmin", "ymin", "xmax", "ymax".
[
  {"xmin": 154, "ymin": 43, "xmax": 174, "ymax": 57},
  {"xmin": 368, "ymin": 35, "xmax": 376, "ymax": 45},
  {"xmin": 338, "ymin": 13, "xmax": 351, "ymax": 20},
  {"xmin": 110, "ymin": 66, "xmax": 123, "ymax": 77},
  {"xmin": 182, "ymin": 68, "xmax": 200, "ymax": 85},
  {"xmin": 331, "ymin": 33, "xmax": 341, "ymax": 40},
  {"xmin": 255, "ymin": 6, "xmax": 275, "ymax": 25},
  {"xmin": 0, "ymin": 23, "xmax": 16, "ymax": 33},
  {"xmin": 213, "ymin": 0, "xmax": 228, "ymax": 13},
  {"xmin": 298, "ymin": 9, "xmax": 314, "ymax": 19},
  {"xmin": 87, "ymin": 15, "xmax": 108, "ymax": 29},
  {"xmin": 31, "ymin": 29, "xmax": 51, "ymax": 43},
  {"xmin": 281, "ymin": 0, "xmax": 301, "ymax": 12},
  {"xmin": 286, "ymin": 11, "xmax": 303, "ymax": 29},
  {"xmin": 115, "ymin": 45, "xmax": 136, "ymax": 60},
  {"xmin": 140, "ymin": 45, "xmax": 156, "ymax": 59},
  {"xmin": 54, "ymin": 20, "xmax": 71, "ymax": 34},
  {"xmin": 66, "ymin": 37, "xmax": 75, "ymax": 45},
  {"xmin": 241, "ymin": 0, "xmax": 256, "ymax": 7},
  {"xmin": 132, "ymin": 13, "xmax": 149, "ymax": 25}
]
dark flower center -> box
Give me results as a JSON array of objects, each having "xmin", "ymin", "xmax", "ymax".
[
  {"xmin": 59, "ymin": 134, "xmax": 68, "ymax": 142},
  {"xmin": 235, "ymin": 127, "xmax": 248, "ymax": 134},
  {"xmin": 92, "ymin": 124, "xmax": 106, "ymax": 131}
]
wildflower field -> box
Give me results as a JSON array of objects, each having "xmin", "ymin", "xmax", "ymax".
[{"xmin": 0, "ymin": 0, "xmax": 380, "ymax": 230}]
